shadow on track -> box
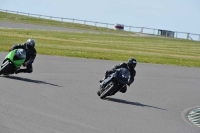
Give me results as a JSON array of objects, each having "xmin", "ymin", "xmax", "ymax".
[
  {"xmin": 2, "ymin": 75, "xmax": 62, "ymax": 87},
  {"xmin": 106, "ymin": 97, "xmax": 167, "ymax": 111}
]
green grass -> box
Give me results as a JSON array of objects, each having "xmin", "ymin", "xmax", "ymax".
[
  {"xmin": 0, "ymin": 11, "xmax": 200, "ymax": 67},
  {"xmin": 1, "ymin": 29, "xmax": 200, "ymax": 67}
]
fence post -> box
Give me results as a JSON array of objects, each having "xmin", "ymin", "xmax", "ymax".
[
  {"xmin": 187, "ymin": 33, "xmax": 189, "ymax": 40},
  {"xmin": 140, "ymin": 27, "xmax": 143, "ymax": 33},
  {"xmin": 84, "ymin": 20, "xmax": 86, "ymax": 25},
  {"xmin": 95, "ymin": 22, "xmax": 97, "ymax": 27},
  {"xmin": 61, "ymin": 18, "xmax": 63, "ymax": 21},
  {"xmin": 176, "ymin": 32, "xmax": 178, "ymax": 38},
  {"xmin": 106, "ymin": 23, "xmax": 108, "ymax": 28},
  {"xmin": 153, "ymin": 29, "xmax": 155, "ymax": 34},
  {"xmin": 129, "ymin": 26, "xmax": 131, "ymax": 31}
]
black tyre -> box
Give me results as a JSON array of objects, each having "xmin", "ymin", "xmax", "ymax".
[
  {"xmin": 97, "ymin": 90, "xmax": 100, "ymax": 96},
  {"xmin": 0, "ymin": 60, "xmax": 13, "ymax": 75},
  {"xmin": 100, "ymin": 81, "xmax": 115, "ymax": 99}
]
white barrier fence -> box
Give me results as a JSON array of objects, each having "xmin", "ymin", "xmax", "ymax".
[{"xmin": 1, "ymin": 9, "xmax": 200, "ymax": 41}]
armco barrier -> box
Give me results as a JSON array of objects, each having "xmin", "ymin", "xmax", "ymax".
[{"xmin": 0, "ymin": 9, "xmax": 200, "ymax": 41}]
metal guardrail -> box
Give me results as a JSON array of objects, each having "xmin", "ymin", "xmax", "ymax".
[{"xmin": 1, "ymin": 9, "xmax": 200, "ymax": 41}]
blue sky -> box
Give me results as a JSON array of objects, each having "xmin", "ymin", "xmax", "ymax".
[{"xmin": 0, "ymin": 0, "xmax": 200, "ymax": 34}]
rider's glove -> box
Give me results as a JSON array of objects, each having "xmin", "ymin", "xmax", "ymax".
[
  {"xmin": 23, "ymin": 62, "xmax": 27, "ymax": 67},
  {"xmin": 127, "ymin": 83, "xmax": 131, "ymax": 86},
  {"xmin": 9, "ymin": 48, "xmax": 13, "ymax": 51}
]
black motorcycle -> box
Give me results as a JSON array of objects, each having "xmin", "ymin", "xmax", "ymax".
[{"xmin": 98, "ymin": 68, "xmax": 130, "ymax": 99}]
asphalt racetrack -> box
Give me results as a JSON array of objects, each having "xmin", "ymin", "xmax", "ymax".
[{"xmin": 0, "ymin": 22, "xmax": 200, "ymax": 133}]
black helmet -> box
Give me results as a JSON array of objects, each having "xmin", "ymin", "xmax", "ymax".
[
  {"xmin": 127, "ymin": 58, "xmax": 137, "ymax": 70},
  {"xmin": 26, "ymin": 39, "xmax": 35, "ymax": 49}
]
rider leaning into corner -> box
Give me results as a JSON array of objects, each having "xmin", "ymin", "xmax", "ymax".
[
  {"xmin": 99, "ymin": 58, "xmax": 137, "ymax": 94},
  {"xmin": 9, "ymin": 38, "xmax": 37, "ymax": 74}
]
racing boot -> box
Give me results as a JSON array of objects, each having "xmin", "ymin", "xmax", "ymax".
[{"xmin": 119, "ymin": 86, "xmax": 127, "ymax": 93}]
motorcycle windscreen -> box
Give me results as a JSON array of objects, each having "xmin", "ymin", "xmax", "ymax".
[
  {"xmin": 114, "ymin": 68, "xmax": 131, "ymax": 84},
  {"xmin": 12, "ymin": 49, "xmax": 26, "ymax": 66}
]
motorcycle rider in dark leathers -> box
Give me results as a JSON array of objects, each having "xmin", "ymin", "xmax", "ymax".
[
  {"xmin": 98, "ymin": 58, "xmax": 137, "ymax": 96},
  {"xmin": 9, "ymin": 39, "xmax": 37, "ymax": 74}
]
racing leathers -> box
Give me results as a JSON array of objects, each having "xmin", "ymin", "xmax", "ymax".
[{"xmin": 10, "ymin": 43, "xmax": 37, "ymax": 73}]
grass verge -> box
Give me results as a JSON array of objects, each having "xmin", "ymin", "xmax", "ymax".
[{"xmin": 0, "ymin": 29, "xmax": 200, "ymax": 67}]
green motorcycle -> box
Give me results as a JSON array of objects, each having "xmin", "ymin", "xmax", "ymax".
[{"xmin": 0, "ymin": 49, "xmax": 26, "ymax": 75}]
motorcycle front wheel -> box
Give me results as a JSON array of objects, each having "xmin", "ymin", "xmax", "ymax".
[
  {"xmin": 0, "ymin": 60, "xmax": 13, "ymax": 75},
  {"xmin": 100, "ymin": 81, "xmax": 115, "ymax": 99}
]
